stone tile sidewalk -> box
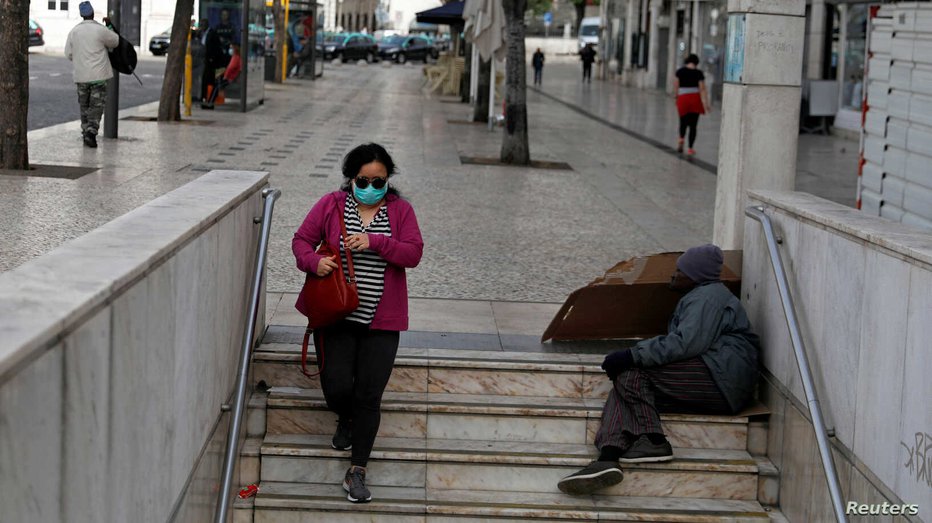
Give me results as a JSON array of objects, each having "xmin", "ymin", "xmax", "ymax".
[
  {"xmin": 4, "ymin": 62, "xmax": 725, "ymax": 303},
  {"xmin": 531, "ymin": 62, "xmax": 861, "ymax": 207}
]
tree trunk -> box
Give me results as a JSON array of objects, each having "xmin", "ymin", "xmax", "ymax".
[
  {"xmin": 158, "ymin": 0, "xmax": 195, "ymax": 121},
  {"xmin": 574, "ymin": 1, "xmax": 586, "ymax": 33},
  {"xmin": 0, "ymin": 0, "xmax": 30, "ymax": 170},
  {"xmin": 273, "ymin": 0, "xmax": 286, "ymax": 82},
  {"xmin": 472, "ymin": 58, "xmax": 491, "ymax": 123},
  {"xmin": 500, "ymin": 0, "xmax": 530, "ymax": 165}
]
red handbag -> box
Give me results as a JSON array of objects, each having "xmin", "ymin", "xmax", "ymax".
[{"xmin": 299, "ymin": 202, "xmax": 359, "ymax": 377}]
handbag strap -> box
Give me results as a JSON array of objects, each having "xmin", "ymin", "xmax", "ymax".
[{"xmin": 337, "ymin": 198, "xmax": 357, "ymax": 282}]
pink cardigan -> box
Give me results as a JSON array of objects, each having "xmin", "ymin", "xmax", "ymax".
[{"xmin": 292, "ymin": 191, "xmax": 423, "ymax": 331}]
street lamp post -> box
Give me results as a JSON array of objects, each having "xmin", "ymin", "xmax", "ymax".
[{"xmin": 104, "ymin": 0, "xmax": 121, "ymax": 139}]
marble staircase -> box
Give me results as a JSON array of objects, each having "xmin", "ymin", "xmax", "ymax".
[{"xmin": 234, "ymin": 341, "xmax": 782, "ymax": 522}]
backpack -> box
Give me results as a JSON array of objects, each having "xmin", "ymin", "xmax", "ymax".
[{"xmin": 108, "ymin": 29, "xmax": 138, "ymax": 75}]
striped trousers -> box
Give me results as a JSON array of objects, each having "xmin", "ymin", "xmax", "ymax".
[{"xmin": 594, "ymin": 356, "xmax": 732, "ymax": 451}]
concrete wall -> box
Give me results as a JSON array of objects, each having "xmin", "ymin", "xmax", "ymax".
[
  {"xmin": 742, "ymin": 190, "xmax": 931, "ymax": 522},
  {"xmin": 0, "ymin": 170, "xmax": 268, "ymax": 523}
]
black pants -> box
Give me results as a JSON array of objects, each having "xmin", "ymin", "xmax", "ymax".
[
  {"xmin": 533, "ymin": 67, "xmax": 542, "ymax": 85},
  {"xmin": 582, "ymin": 63, "xmax": 592, "ymax": 82},
  {"xmin": 595, "ymin": 357, "xmax": 732, "ymax": 451},
  {"xmin": 313, "ymin": 320, "xmax": 399, "ymax": 467},
  {"xmin": 679, "ymin": 113, "xmax": 700, "ymax": 148}
]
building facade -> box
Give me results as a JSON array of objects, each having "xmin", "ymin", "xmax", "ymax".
[{"xmin": 29, "ymin": 0, "xmax": 189, "ymax": 53}]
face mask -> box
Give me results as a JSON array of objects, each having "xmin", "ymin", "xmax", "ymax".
[{"xmin": 353, "ymin": 182, "xmax": 387, "ymax": 205}]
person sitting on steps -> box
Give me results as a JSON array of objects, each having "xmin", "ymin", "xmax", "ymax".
[{"xmin": 558, "ymin": 244, "xmax": 760, "ymax": 495}]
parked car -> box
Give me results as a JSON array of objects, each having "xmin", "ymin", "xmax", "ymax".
[
  {"xmin": 29, "ymin": 19, "xmax": 44, "ymax": 47},
  {"xmin": 378, "ymin": 34, "xmax": 436, "ymax": 63},
  {"xmin": 149, "ymin": 29, "xmax": 170, "ymax": 56},
  {"xmin": 323, "ymin": 33, "xmax": 378, "ymax": 63}
]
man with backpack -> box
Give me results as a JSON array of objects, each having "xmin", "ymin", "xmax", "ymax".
[{"xmin": 64, "ymin": 1, "xmax": 119, "ymax": 148}]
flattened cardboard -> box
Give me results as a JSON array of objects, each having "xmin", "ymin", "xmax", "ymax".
[{"xmin": 541, "ymin": 251, "xmax": 742, "ymax": 342}]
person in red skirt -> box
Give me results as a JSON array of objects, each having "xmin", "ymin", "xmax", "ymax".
[{"xmin": 673, "ymin": 54, "xmax": 711, "ymax": 157}]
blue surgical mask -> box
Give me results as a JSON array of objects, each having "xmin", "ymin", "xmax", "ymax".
[{"xmin": 353, "ymin": 183, "xmax": 387, "ymax": 205}]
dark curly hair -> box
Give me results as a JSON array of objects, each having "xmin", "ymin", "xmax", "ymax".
[
  {"xmin": 340, "ymin": 143, "xmax": 401, "ymax": 196},
  {"xmin": 685, "ymin": 54, "xmax": 700, "ymax": 66}
]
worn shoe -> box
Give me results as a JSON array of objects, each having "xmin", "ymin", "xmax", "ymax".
[
  {"xmin": 331, "ymin": 419, "xmax": 352, "ymax": 450},
  {"xmin": 676, "ymin": 139, "xmax": 685, "ymax": 153},
  {"xmin": 619, "ymin": 435, "xmax": 674, "ymax": 463},
  {"xmin": 343, "ymin": 466, "xmax": 372, "ymax": 503},
  {"xmin": 557, "ymin": 460, "xmax": 624, "ymax": 495},
  {"xmin": 82, "ymin": 132, "xmax": 97, "ymax": 148},
  {"xmin": 686, "ymin": 148, "xmax": 696, "ymax": 157}
]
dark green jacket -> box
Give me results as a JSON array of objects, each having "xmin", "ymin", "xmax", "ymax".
[{"xmin": 630, "ymin": 282, "xmax": 759, "ymax": 412}]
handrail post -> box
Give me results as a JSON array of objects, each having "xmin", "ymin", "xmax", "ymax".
[
  {"xmin": 745, "ymin": 205, "xmax": 848, "ymax": 523},
  {"xmin": 214, "ymin": 187, "xmax": 281, "ymax": 523}
]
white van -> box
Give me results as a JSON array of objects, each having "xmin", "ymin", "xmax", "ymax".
[{"xmin": 578, "ymin": 16, "xmax": 601, "ymax": 51}]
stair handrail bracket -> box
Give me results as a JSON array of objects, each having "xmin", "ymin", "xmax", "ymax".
[
  {"xmin": 745, "ymin": 205, "xmax": 848, "ymax": 523},
  {"xmin": 215, "ymin": 187, "xmax": 282, "ymax": 523}
]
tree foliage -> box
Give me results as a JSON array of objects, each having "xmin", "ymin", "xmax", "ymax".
[{"xmin": 0, "ymin": 0, "xmax": 30, "ymax": 169}]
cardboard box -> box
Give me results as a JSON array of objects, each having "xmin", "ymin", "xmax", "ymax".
[{"xmin": 541, "ymin": 251, "xmax": 743, "ymax": 342}]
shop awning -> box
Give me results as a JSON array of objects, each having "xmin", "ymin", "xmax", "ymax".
[{"xmin": 416, "ymin": 1, "xmax": 466, "ymax": 26}]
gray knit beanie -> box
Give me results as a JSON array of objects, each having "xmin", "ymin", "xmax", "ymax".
[{"xmin": 676, "ymin": 244, "xmax": 724, "ymax": 284}]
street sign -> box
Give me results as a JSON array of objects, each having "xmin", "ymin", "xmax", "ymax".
[{"xmin": 543, "ymin": 11, "xmax": 553, "ymax": 26}]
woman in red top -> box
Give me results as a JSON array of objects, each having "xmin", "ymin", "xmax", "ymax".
[
  {"xmin": 203, "ymin": 44, "xmax": 242, "ymax": 108},
  {"xmin": 673, "ymin": 54, "xmax": 711, "ymax": 157},
  {"xmin": 292, "ymin": 143, "xmax": 423, "ymax": 504}
]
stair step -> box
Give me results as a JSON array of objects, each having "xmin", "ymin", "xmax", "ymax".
[
  {"xmin": 266, "ymin": 388, "xmax": 752, "ymax": 450},
  {"xmin": 252, "ymin": 481, "xmax": 771, "ymax": 522},
  {"xmin": 254, "ymin": 345, "xmax": 614, "ymax": 399},
  {"xmin": 258, "ymin": 435, "xmax": 759, "ymax": 500}
]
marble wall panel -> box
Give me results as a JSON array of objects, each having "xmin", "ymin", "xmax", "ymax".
[
  {"xmin": 261, "ymin": 456, "xmax": 426, "ymax": 487},
  {"xmin": 760, "ymin": 377, "xmax": 788, "ymax": 471},
  {"xmin": 777, "ymin": 403, "xmax": 819, "ymax": 523},
  {"xmin": 172, "ymin": 412, "xmax": 231, "ymax": 523},
  {"xmin": 848, "ymin": 468, "xmax": 895, "ymax": 523},
  {"xmin": 898, "ymin": 266, "xmax": 932, "ymax": 521},
  {"xmin": 742, "ymin": 212, "xmax": 796, "ymax": 392},
  {"xmin": 854, "ymin": 250, "xmax": 910, "ymax": 489},
  {"xmin": 0, "ymin": 347, "xmax": 62, "ymax": 522},
  {"xmin": 427, "ymin": 414, "xmax": 587, "ymax": 444},
  {"xmin": 267, "ymin": 408, "xmax": 428, "ymax": 439},
  {"xmin": 782, "ymin": 218, "xmax": 829, "ymax": 404},
  {"xmin": 256, "ymin": 511, "xmax": 424, "ymax": 523},
  {"xmin": 807, "ymin": 447, "xmax": 853, "ymax": 523},
  {"xmin": 427, "ymin": 368, "xmax": 582, "ymax": 398},
  {"xmin": 63, "ymin": 308, "xmax": 111, "ymax": 522},
  {"xmin": 812, "ymin": 232, "xmax": 866, "ymax": 445}
]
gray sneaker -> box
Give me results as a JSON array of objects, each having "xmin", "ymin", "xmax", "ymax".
[
  {"xmin": 343, "ymin": 466, "xmax": 372, "ymax": 503},
  {"xmin": 557, "ymin": 461, "xmax": 624, "ymax": 495},
  {"xmin": 618, "ymin": 435, "xmax": 674, "ymax": 463},
  {"xmin": 332, "ymin": 419, "xmax": 352, "ymax": 450}
]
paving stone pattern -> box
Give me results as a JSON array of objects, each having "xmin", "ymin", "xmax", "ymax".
[{"xmin": 4, "ymin": 63, "xmax": 722, "ymax": 302}]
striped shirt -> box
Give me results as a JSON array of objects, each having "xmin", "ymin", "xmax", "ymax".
[{"xmin": 340, "ymin": 193, "xmax": 391, "ymax": 325}]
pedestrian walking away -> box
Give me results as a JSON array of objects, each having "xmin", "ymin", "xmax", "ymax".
[
  {"xmin": 579, "ymin": 43, "xmax": 596, "ymax": 83},
  {"xmin": 532, "ymin": 48, "xmax": 545, "ymax": 86},
  {"xmin": 674, "ymin": 54, "xmax": 711, "ymax": 158},
  {"xmin": 203, "ymin": 44, "xmax": 242, "ymax": 109},
  {"xmin": 557, "ymin": 244, "xmax": 759, "ymax": 495},
  {"xmin": 292, "ymin": 143, "xmax": 424, "ymax": 504},
  {"xmin": 64, "ymin": 1, "xmax": 119, "ymax": 148}
]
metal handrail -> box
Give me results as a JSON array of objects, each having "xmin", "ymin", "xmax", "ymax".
[
  {"xmin": 214, "ymin": 187, "xmax": 282, "ymax": 523},
  {"xmin": 745, "ymin": 206, "xmax": 847, "ymax": 523}
]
